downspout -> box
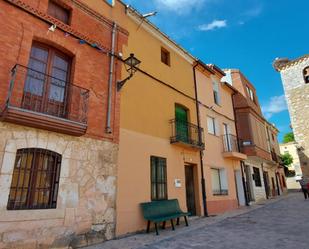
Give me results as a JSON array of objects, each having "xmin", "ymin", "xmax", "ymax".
[
  {"xmin": 232, "ymin": 92, "xmax": 250, "ymax": 206},
  {"xmin": 193, "ymin": 62, "xmax": 208, "ymax": 217},
  {"xmin": 106, "ymin": 22, "xmax": 117, "ymax": 134}
]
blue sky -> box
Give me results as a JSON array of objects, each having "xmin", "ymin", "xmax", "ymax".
[{"xmin": 124, "ymin": 0, "xmax": 309, "ymax": 142}]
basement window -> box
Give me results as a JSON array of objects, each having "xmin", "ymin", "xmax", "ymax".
[
  {"xmin": 161, "ymin": 47, "xmax": 170, "ymax": 66},
  {"xmin": 7, "ymin": 148, "xmax": 62, "ymax": 210},
  {"xmin": 48, "ymin": 1, "xmax": 70, "ymax": 25}
]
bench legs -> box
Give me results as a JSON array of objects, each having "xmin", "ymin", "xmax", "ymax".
[
  {"xmin": 184, "ymin": 216, "xmax": 189, "ymax": 226},
  {"xmin": 170, "ymin": 219, "xmax": 175, "ymax": 230},
  {"xmin": 154, "ymin": 223, "xmax": 159, "ymax": 235},
  {"xmin": 162, "ymin": 221, "xmax": 166, "ymax": 229},
  {"xmin": 146, "ymin": 221, "xmax": 151, "ymax": 233},
  {"xmin": 176, "ymin": 217, "xmax": 180, "ymax": 226}
]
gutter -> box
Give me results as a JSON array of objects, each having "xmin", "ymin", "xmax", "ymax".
[
  {"xmin": 193, "ymin": 62, "xmax": 208, "ymax": 217},
  {"xmin": 106, "ymin": 22, "xmax": 117, "ymax": 133}
]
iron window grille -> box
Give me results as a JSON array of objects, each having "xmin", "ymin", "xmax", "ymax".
[
  {"xmin": 7, "ymin": 148, "xmax": 62, "ymax": 210},
  {"xmin": 151, "ymin": 156, "xmax": 167, "ymax": 201}
]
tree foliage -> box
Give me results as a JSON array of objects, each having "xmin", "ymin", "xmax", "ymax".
[
  {"xmin": 283, "ymin": 132, "xmax": 295, "ymax": 143},
  {"xmin": 280, "ymin": 153, "xmax": 294, "ymax": 168}
]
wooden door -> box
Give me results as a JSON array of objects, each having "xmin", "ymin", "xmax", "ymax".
[
  {"xmin": 185, "ymin": 165, "xmax": 196, "ymax": 216},
  {"xmin": 263, "ymin": 172, "xmax": 270, "ymax": 198},
  {"xmin": 23, "ymin": 43, "xmax": 70, "ymax": 118},
  {"xmin": 23, "ymin": 46, "xmax": 49, "ymax": 112},
  {"xmin": 175, "ymin": 105, "xmax": 189, "ymax": 142}
]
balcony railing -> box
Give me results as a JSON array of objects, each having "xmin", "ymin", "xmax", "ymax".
[
  {"xmin": 1, "ymin": 65, "xmax": 89, "ymax": 136},
  {"xmin": 170, "ymin": 119, "xmax": 205, "ymax": 150},
  {"xmin": 222, "ymin": 134, "xmax": 239, "ymax": 153}
]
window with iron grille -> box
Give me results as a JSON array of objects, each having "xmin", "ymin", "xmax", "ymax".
[
  {"xmin": 48, "ymin": 1, "xmax": 70, "ymax": 24},
  {"xmin": 211, "ymin": 168, "xmax": 228, "ymax": 196},
  {"xmin": 252, "ymin": 167, "xmax": 262, "ymax": 187},
  {"xmin": 151, "ymin": 156, "xmax": 167, "ymax": 201},
  {"xmin": 7, "ymin": 148, "xmax": 62, "ymax": 210}
]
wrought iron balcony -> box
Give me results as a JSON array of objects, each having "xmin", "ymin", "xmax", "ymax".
[
  {"xmin": 1, "ymin": 64, "xmax": 89, "ymax": 136},
  {"xmin": 222, "ymin": 134, "xmax": 247, "ymax": 160},
  {"xmin": 170, "ymin": 119, "xmax": 205, "ymax": 150}
]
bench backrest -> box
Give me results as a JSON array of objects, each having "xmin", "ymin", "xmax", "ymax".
[{"xmin": 140, "ymin": 199, "xmax": 182, "ymax": 219}]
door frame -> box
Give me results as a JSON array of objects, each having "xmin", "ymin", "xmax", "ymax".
[{"xmin": 184, "ymin": 164, "xmax": 198, "ymax": 216}]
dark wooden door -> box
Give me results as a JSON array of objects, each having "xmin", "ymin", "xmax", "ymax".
[
  {"xmin": 185, "ymin": 165, "xmax": 196, "ymax": 216},
  {"xmin": 263, "ymin": 172, "xmax": 270, "ymax": 198},
  {"xmin": 23, "ymin": 43, "xmax": 70, "ymax": 118}
]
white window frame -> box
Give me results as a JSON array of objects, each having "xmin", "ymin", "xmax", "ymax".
[
  {"xmin": 207, "ymin": 116, "xmax": 219, "ymax": 136},
  {"xmin": 211, "ymin": 168, "xmax": 228, "ymax": 196}
]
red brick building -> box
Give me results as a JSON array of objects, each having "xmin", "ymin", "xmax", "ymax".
[{"xmin": 0, "ymin": 0, "xmax": 127, "ymax": 248}]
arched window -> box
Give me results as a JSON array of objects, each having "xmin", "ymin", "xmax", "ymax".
[
  {"xmin": 303, "ymin": 66, "xmax": 309, "ymax": 84},
  {"xmin": 7, "ymin": 148, "xmax": 62, "ymax": 210}
]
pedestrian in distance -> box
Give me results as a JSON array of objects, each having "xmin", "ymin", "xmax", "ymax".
[{"xmin": 299, "ymin": 177, "xmax": 309, "ymax": 199}]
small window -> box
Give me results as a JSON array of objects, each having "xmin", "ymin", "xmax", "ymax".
[
  {"xmin": 7, "ymin": 148, "xmax": 62, "ymax": 210},
  {"xmin": 161, "ymin": 47, "xmax": 170, "ymax": 66},
  {"xmin": 151, "ymin": 156, "xmax": 167, "ymax": 201},
  {"xmin": 207, "ymin": 116, "xmax": 219, "ymax": 136},
  {"xmin": 252, "ymin": 167, "xmax": 262, "ymax": 187},
  {"xmin": 246, "ymin": 86, "xmax": 255, "ymax": 102},
  {"xmin": 211, "ymin": 168, "xmax": 228, "ymax": 195},
  {"xmin": 48, "ymin": 1, "xmax": 70, "ymax": 24},
  {"xmin": 303, "ymin": 67, "xmax": 309, "ymax": 84},
  {"xmin": 213, "ymin": 81, "xmax": 221, "ymax": 105}
]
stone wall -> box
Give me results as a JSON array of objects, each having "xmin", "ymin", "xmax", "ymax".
[
  {"xmin": 0, "ymin": 122, "xmax": 118, "ymax": 249},
  {"xmin": 280, "ymin": 58, "xmax": 309, "ymax": 177}
]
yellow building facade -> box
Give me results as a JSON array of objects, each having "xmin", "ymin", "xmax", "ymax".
[{"xmin": 84, "ymin": 0, "xmax": 247, "ymax": 236}]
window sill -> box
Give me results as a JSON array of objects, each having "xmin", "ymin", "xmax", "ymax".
[{"xmin": 0, "ymin": 208, "xmax": 65, "ymax": 222}]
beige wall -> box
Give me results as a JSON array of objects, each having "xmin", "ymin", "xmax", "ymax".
[
  {"xmin": 116, "ymin": 129, "xmax": 201, "ymax": 235},
  {"xmin": 196, "ymin": 69, "xmax": 243, "ymax": 213}
]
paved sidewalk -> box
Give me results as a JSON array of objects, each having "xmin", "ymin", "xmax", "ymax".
[{"xmin": 83, "ymin": 193, "xmax": 307, "ymax": 249}]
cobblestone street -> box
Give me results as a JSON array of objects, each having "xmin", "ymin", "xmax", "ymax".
[{"xmin": 85, "ymin": 193, "xmax": 309, "ymax": 249}]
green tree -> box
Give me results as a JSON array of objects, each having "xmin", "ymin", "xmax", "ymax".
[
  {"xmin": 280, "ymin": 153, "xmax": 293, "ymax": 167},
  {"xmin": 283, "ymin": 132, "xmax": 295, "ymax": 143}
]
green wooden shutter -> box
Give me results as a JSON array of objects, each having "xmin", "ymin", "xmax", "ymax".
[{"xmin": 175, "ymin": 106, "xmax": 189, "ymax": 143}]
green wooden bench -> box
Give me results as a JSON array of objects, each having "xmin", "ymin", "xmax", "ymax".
[{"xmin": 140, "ymin": 199, "xmax": 190, "ymax": 235}]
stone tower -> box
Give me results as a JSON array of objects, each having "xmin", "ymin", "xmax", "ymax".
[{"xmin": 274, "ymin": 55, "xmax": 309, "ymax": 177}]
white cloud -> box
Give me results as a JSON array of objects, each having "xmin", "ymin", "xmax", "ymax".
[
  {"xmin": 154, "ymin": 0, "xmax": 205, "ymax": 13},
  {"xmin": 262, "ymin": 95, "xmax": 288, "ymax": 119},
  {"xmin": 198, "ymin": 19, "xmax": 227, "ymax": 31}
]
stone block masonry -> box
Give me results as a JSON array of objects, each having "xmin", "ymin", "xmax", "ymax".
[
  {"xmin": 279, "ymin": 57, "xmax": 309, "ymax": 177},
  {"xmin": 0, "ymin": 122, "xmax": 118, "ymax": 248}
]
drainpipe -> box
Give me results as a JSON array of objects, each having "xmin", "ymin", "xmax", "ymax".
[
  {"xmin": 106, "ymin": 22, "xmax": 117, "ymax": 134},
  {"xmin": 232, "ymin": 92, "xmax": 249, "ymax": 206},
  {"xmin": 193, "ymin": 62, "xmax": 208, "ymax": 217}
]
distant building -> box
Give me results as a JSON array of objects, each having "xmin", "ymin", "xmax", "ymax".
[
  {"xmin": 225, "ymin": 69, "xmax": 287, "ymax": 203},
  {"xmin": 280, "ymin": 142, "xmax": 302, "ymax": 189},
  {"xmin": 274, "ymin": 56, "xmax": 309, "ymax": 177}
]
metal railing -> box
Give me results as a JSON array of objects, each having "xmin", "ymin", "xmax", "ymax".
[
  {"xmin": 222, "ymin": 134, "xmax": 239, "ymax": 153},
  {"xmin": 170, "ymin": 119, "xmax": 205, "ymax": 149},
  {"xmin": 5, "ymin": 65, "xmax": 89, "ymax": 124}
]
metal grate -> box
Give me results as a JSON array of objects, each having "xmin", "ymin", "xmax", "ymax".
[
  {"xmin": 151, "ymin": 156, "xmax": 167, "ymax": 201},
  {"xmin": 7, "ymin": 148, "xmax": 62, "ymax": 210}
]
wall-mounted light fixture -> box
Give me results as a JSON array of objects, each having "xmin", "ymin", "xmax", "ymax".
[{"xmin": 117, "ymin": 53, "xmax": 141, "ymax": 91}]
